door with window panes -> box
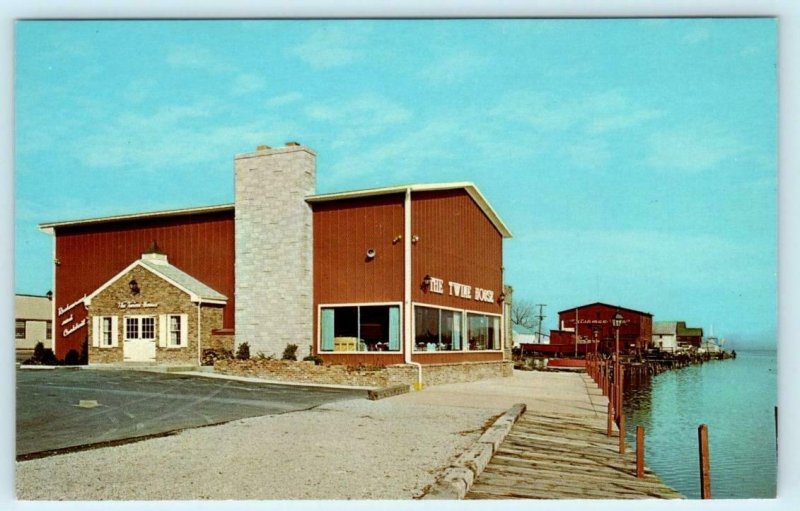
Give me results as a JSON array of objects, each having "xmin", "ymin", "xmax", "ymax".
[{"xmin": 123, "ymin": 315, "xmax": 157, "ymax": 361}]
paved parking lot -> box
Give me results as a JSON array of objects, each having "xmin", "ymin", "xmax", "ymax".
[{"xmin": 16, "ymin": 369, "xmax": 365, "ymax": 457}]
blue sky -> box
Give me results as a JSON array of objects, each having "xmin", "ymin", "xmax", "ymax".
[{"xmin": 14, "ymin": 19, "xmax": 778, "ymax": 347}]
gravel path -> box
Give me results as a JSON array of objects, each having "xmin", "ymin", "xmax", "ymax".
[{"xmin": 16, "ymin": 397, "xmax": 495, "ymax": 500}]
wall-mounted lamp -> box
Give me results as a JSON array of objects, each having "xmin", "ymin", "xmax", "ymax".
[
  {"xmin": 392, "ymin": 235, "xmax": 403, "ymax": 244},
  {"xmin": 46, "ymin": 290, "xmax": 53, "ymax": 301},
  {"xmin": 422, "ymin": 274, "xmax": 432, "ymax": 290},
  {"xmin": 366, "ymin": 248, "xmax": 376, "ymax": 260},
  {"xmin": 129, "ymin": 279, "xmax": 140, "ymax": 296},
  {"xmin": 53, "ymin": 258, "xmax": 61, "ymax": 266},
  {"xmin": 411, "ymin": 235, "xmax": 420, "ymax": 244},
  {"xmin": 498, "ymin": 292, "xmax": 506, "ymax": 303}
]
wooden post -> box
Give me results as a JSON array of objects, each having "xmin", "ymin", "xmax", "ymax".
[
  {"xmin": 618, "ymin": 365, "xmax": 625, "ymax": 454},
  {"xmin": 607, "ymin": 402, "xmax": 613, "ymax": 437},
  {"xmin": 698, "ymin": 424, "xmax": 712, "ymax": 499},
  {"xmin": 636, "ymin": 426, "xmax": 645, "ymax": 478}
]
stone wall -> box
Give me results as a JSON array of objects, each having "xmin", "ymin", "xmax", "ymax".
[
  {"xmin": 213, "ymin": 358, "xmax": 513, "ymax": 388},
  {"xmin": 234, "ymin": 144, "xmax": 315, "ymax": 360}
]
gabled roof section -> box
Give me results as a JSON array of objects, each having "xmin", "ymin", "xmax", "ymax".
[
  {"xmin": 653, "ymin": 321, "xmax": 678, "ymax": 335},
  {"xmin": 305, "ymin": 182, "xmax": 512, "ymax": 238},
  {"xmin": 558, "ymin": 302, "xmax": 653, "ymax": 317},
  {"xmin": 85, "ymin": 254, "xmax": 227, "ymax": 305},
  {"xmin": 39, "ymin": 204, "xmax": 234, "ymax": 234}
]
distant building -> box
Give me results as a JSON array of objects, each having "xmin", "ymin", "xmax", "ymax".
[
  {"xmin": 16, "ymin": 294, "xmax": 53, "ymax": 354},
  {"xmin": 652, "ymin": 321, "xmax": 679, "ymax": 352},
  {"xmin": 511, "ymin": 324, "xmax": 547, "ymax": 346},
  {"xmin": 676, "ymin": 322, "xmax": 704, "ymax": 349},
  {"xmin": 555, "ymin": 302, "xmax": 654, "ymax": 355}
]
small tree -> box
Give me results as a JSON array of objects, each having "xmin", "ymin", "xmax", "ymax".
[
  {"xmin": 512, "ymin": 299, "xmax": 537, "ymax": 329},
  {"xmin": 236, "ymin": 342, "xmax": 251, "ymax": 360}
]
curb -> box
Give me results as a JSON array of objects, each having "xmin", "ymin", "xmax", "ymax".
[
  {"xmin": 367, "ymin": 384, "xmax": 410, "ymax": 400},
  {"xmin": 423, "ymin": 402, "xmax": 526, "ymax": 499}
]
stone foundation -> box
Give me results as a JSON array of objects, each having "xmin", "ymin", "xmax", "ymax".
[{"xmin": 213, "ymin": 359, "xmax": 512, "ymax": 388}]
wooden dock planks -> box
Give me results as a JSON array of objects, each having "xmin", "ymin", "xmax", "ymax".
[{"xmin": 466, "ymin": 412, "xmax": 682, "ymax": 500}]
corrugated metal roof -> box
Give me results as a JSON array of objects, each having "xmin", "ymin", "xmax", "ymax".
[
  {"xmin": 139, "ymin": 258, "xmax": 227, "ymax": 302},
  {"xmin": 306, "ymin": 182, "xmax": 512, "ymax": 238}
]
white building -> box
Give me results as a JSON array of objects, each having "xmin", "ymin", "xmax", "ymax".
[
  {"xmin": 16, "ymin": 294, "xmax": 53, "ymax": 354},
  {"xmin": 652, "ymin": 321, "xmax": 678, "ymax": 352}
]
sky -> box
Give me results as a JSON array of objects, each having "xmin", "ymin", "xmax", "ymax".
[{"xmin": 14, "ymin": 18, "xmax": 778, "ymax": 348}]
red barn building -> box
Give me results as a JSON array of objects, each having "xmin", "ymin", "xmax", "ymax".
[
  {"xmin": 554, "ymin": 302, "xmax": 654, "ymax": 356},
  {"xmin": 38, "ymin": 143, "xmax": 513, "ymax": 380}
]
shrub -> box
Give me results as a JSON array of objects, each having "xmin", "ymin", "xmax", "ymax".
[
  {"xmin": 235, "ymin": 342, "xmax": 251, "ymax": 360},
  {"xmin": 26, "ymin": 342, "xmax": 58, "ymax": 365},
  {"xmin": 202, "ymin": 348, "xmax": 233, "ymax": 366},
  {"xmin": 302, "ymin": 354, "xmax": 324, "ymax": 366},
  {"xmin": 282, "ymin": 343, "xmax": 298, "ymax": 361},
  {"xmin": 64, "ymin": 349, "xmax": 80, "ymax": 365},
  {"xmin": 254, "ymin": 351, "xmax": 274, "ymax": 361}
]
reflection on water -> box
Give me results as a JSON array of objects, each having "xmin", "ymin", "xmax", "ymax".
[{"xmin": 623, "ymin": 350, "xmax": 777, "ymax": 499}]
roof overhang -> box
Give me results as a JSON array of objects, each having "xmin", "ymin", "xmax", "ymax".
[
  {"xmin": 38, "ymin": 204, "xmax": 235, "ymax": 235},
  {"xmin": 305, "ymin": 182, "xmax": 512, "ymax": 238}
]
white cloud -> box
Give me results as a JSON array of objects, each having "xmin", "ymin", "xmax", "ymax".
[
  {"xmin": 165, "ymin": 46, "xmax": 234, "ymax": 73},
  {"xmin": 644, "ymin": 124, "xmax": 746, "ymax": 172},
  {"xmin": 566, "ymin": 140, "xmax": 611, "ymax": 170},
  {"xmin": 232, "ymin": 73, "xmax": 267, "ymax": 95},
  {"xmin": 417, "ymin": 51, "xmax": 490, "ymax": 84},
  {"xmin": 288, "ymin": 26, "xmax": 365, "ymax": 69},
  {"xmin": 683, "ymin": 27, "xmax": 711, "ymax": 45},
  {"xmin": 267, "ymin": 92, "xmax": 303, "ymax": 107}
]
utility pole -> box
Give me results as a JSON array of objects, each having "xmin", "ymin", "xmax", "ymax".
[{"xmin": 535, "ymin": 304, "xmax": 546, "ymax": 343}]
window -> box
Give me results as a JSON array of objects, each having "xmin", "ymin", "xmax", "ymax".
[
  {"xmin": 46, "ymin": 321, "xmax": 52, "ymax": 340},
  {"xmin": 125, "ymin": 316, "xmax": 155, "ymax": 340},
  {"xmin": 101, "ymin": 317, "xmax": 113, "ymax": 346},
  {"xmin": 414, "ymin": 306, "xmax": 462, "ymax": 352},
  {"xmin": 16, "ymin": 320, "xmax": 26, "ymax": 339},
  {"xmin": 320, "ymin": 305, "xmax": 400, "ymax": 352},
  {"xmin": 92, "ymin": 316, "xmax": 118, "ymax": 348},
  {"xmin": 467, "ymin": 313, "xmax": 501, "ymax": 351},
  {"xmin": 169, "ymin": 315, "xmax": 182, "ymax": 347}
]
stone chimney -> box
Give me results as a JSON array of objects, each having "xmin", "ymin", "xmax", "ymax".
[{"xmin": 234, "ymin": 142, "xmax": 316, "ymax": 358}]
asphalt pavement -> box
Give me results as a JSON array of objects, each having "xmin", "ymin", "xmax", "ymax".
[{"xmin": 16, "ymin": 368, "xmax": 365, "ymax": 458}]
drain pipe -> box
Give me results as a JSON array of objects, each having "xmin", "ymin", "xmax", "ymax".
[
  {"xmin": 197, "ymin": 300, "xmax": 202, "ymax": 366},
  {"xmin": 403, "ymin": 187, "xmax": 423, "ymax": 390}
]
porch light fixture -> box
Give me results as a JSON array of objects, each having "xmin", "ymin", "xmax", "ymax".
[
  {"xmin": 46, "ymin": 290, "xmax": 53, "ymax": 301},
  {"xmin": 498, "ymin": 292, "xmax": 506, "ymax": 303},
  {"xmin": 366, "ymin": 248, "xmax": 376, "ymax": 260},
  {"xmin": 422, "ymin": 274, "xmax": 432, "ymax": 289},
  {"xmin": 129, "ymin": 279, "xmax": 140, "ymax": 295}
]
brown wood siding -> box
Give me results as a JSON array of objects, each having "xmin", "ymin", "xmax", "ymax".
[
  {"xmin": 53, "ymin": 210, "xmax": 235, "ymax": 359},
  {"xmin": 411, "ymin": 189, "xmax": 503, "ymax": 315},
  {"xmin": 313, "ymin": 194, "xmax": 405, "ymax": 305},
  {"xmin": 557, "ymin": 303, "xmax": 653, "ymax": 355}
]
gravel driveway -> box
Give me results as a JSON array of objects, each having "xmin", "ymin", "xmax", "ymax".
[{"xmin": 16, "ymin": 397, "xmax": 495, "ymax": 500}]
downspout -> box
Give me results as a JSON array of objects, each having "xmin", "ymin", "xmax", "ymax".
[
  {"xmin": 404, "ymin": 188, "xmax": 423, "ymax": 390},
  {"xmin": 197, "ymin": 300, "xmax": 202, "ymax": 366}
]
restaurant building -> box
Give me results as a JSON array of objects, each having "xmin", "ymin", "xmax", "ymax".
[
  {"xmin": 552, "ymin": 302, "xmax": 654, "ymax": 355},
  {"xmin": 39, "ymin": 143, "xmax": 513, "ymax": 378}
]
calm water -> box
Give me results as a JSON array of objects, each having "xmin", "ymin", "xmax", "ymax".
[{"xmin": 623, "ymin": 350, "xmax": 777, "ymax": 499}]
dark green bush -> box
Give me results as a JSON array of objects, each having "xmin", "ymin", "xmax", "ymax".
[
  {"xmin": 282, "ymin": 343, "xmax": 298, "ymax": 361},
  {"xmin": 64, "ymin": 349, "xmax": 80, "ymax": 365},
  {"xmin": 26, "ymin": 342, "xmax": 58, "ymax": 365},
  {"xmin": 302, "ymin": 354, "xmax": 324, "ymax": 366},
  {"xmin": 235, "ymin": 342, "xmax": 251, "ymax": 360}
]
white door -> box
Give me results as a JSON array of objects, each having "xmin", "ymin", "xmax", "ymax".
[{"xmin": 123, "ymin": 316, "xmax": 157, "ymax": 362}]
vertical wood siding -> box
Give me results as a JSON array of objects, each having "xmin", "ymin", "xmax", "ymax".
[
  {"xmin": 411, "ymin": 189, "xmax": 503, "ymax": 315},
  {"xmin": 53, "ymin": 210, "xmax": 235, "ymax": 359}
]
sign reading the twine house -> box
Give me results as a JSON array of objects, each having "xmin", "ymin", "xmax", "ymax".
[{"xmin": 427, "ymin": 276, "xmax": 495, "ymax": 303}]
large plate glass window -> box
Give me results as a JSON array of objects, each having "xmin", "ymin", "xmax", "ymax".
[
  {"xmin": 320, "ymin": 305, "xmax": 400, "ymax": 352},
  {"xmin": 414, "ymin": 306, "xmax": 462, "ymax": 352},
  {"xmin": 467, "ymin": 313, "xmax": 501, "ymax": 351}
]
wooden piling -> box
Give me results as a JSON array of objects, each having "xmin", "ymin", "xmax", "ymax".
[
  {"xmin": 607, "ymin": 402, "xmax": 613, "ymax": 437},
  {"xmin": 698, "ymin": 424, "xmax": 712, "ymax": 499},
  {"xmin": 636, "ymin": 426, "xmax": 645, "ymax": 478}
]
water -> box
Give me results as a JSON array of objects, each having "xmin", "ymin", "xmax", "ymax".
[{"xmin": 623, "ymin": 350, "xmax": 777, "ymax": 499}]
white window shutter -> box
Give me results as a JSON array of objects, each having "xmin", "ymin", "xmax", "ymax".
[
  {"xmin": 110, "ymin": 316, "xmax": 119, "ymax": 348},
  {"xmin": 92, "ymin": 316, "xmax": 100, "ymax": 347},
  {"xmin": 180, "ymin": 314, "xmax": 189, "ymax": 347},
  {"xmin": 158, "ymin": 314, "xmax": 168, "ymax": 348}
]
